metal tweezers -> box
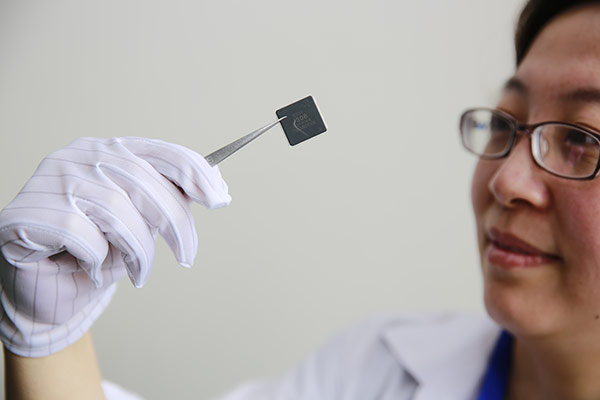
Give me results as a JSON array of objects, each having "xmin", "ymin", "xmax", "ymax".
[{"xmin": 204, "ymin": 116, "xmax": 287, "ymax": 167}]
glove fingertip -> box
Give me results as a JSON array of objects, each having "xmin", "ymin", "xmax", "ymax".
[
  {"xmin": 131, "ymin": 280, "xmax": 145, "ymax": 289},
  {"xmin": 177, "ymin": 250, "xmax": 195, "ymax": 269},
  {"xmin": 122, "ymin": 256, "xmax": 150, "ymax": 289},
  {"xmin": 125, "ymin": 268, "xmax": 145, "ymax": 288},
  {"xmin": 206, "ymin": 193, "xmax": 232, "ymax": 210}
]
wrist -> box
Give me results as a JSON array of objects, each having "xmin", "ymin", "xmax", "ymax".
[{"xmin": 4, "ymin": 332, "xmax": 106, "ymax": 400}]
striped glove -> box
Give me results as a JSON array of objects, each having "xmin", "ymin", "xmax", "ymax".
[{"xmin": 0, "ymin": 137, "xmax": 231, "ymax": 357}]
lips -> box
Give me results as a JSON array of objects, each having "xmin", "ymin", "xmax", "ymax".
[{"xmin": 485, "ymin": 228, "xmax": 560, "ymax": 268}]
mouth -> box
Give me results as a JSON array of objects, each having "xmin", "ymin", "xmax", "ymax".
[{"xmin": 485, "ymin": 228, "xmax": 560, "ymax": 269}]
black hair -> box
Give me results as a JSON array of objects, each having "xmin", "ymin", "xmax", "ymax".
[{"xmin": 515, "ymin": 0, "xmax": 598, "ymax": 65}]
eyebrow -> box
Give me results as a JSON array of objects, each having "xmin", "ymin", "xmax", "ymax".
[
  {"xmin": 502, "ymin": 76, "xmax": 600, "ymax": 106},
  {"xmin": 503, "ymin": 77, "xmax": 527, "ymax": 94},
  {"xmin": 561, "ymin": 87, "xmax": 600, "ymax": 105}
]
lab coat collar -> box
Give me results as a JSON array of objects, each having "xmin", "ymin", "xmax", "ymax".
[{"xmin": 382, "ymin": 313, "xmax": 501, "ymax": 400}]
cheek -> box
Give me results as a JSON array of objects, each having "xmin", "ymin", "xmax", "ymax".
[
  {"xmin": 555, "ymin": 192, "xmax": 600, "ymax": 284},
  {"xmin": 550, "ymin": 187, "xmax": 600, "ymax": 322},
  {"xmin": 471, "ymin": 160, "xmax": 495, "ymax": 221}
]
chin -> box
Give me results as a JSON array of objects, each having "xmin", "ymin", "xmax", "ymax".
[{"xmin": 482, "ymin": 272, "xmax": 564, "ymax": 338}]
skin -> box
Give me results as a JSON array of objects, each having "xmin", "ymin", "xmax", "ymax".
[
  {"xmin": 472, "ymin": 4, "xmax": 600, "ymax": 399},
  {"xmin": 4, "ymin": 332, "xmax": 105, "ymax": 400}
]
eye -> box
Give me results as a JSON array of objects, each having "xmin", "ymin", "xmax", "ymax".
[
  {"xmin": 490, "ymin": 115, "xmax": 511, "ymax": 133},
  {"xmin": 534, "ymin": 124, "xmax": 600, "ymax": 177},
  {"xmin": 563, "ymin": 129, "xmax": 596, "ymax": 146},
  {"xmin": 558, "ymin": 128, "xmax": 599, "ymax": 172},
  {"xmin": 460, "ymin": 109, "xmax": 515, "ymax": 157}
]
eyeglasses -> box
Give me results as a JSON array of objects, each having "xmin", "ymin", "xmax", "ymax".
[{"xmin": 460, "ymin": 108, "xmax": 600, "ymax": 180}]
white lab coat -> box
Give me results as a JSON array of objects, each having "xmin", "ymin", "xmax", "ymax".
[
  {"xmin": 104, "ymin": 312, "xmax": 501, "ymax": 400},
  {"xmin": 218, "ymin": 312, "xmax": 501, "ymax": 400}
]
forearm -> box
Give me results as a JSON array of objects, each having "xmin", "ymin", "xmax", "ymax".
[{"xmin": 4, "ymin": 332, "xmax": 105, "ymax": 400}]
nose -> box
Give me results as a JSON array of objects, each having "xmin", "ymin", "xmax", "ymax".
[{"xmin": 488, "ymin": 135, "xmax": 551, "ymax": 210}]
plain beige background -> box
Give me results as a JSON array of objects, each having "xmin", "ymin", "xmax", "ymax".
[{"xmin": 0, "ymin": 0, "xmax": 525, "ymax": 398}]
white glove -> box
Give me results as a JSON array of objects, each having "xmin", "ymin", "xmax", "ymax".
[{"xmin": 0, "ymin": 136, "xmax": 231, "ymax": 357}]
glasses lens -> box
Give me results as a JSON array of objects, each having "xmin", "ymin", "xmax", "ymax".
[
  {"xmin": 461, "ymin": 109, "xmax": 513, "ymax": 157},
  {"xmin": 533, "ymin": 124, "xmax": 600, "ymax": 178}
]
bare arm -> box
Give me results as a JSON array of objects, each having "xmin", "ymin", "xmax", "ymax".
[{"xmin": 4, "ymin": 332, "xmax": 105, "ymax": 400}]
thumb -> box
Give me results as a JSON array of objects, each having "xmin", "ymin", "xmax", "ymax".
[{"xmin": 118, "ymin": 137, "xmax": 232, "ymax": 209}]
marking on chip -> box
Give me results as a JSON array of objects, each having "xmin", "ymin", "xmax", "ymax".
[{"xmin": 276, "ymin": 96, "xmax": 327, "ymax": 146}]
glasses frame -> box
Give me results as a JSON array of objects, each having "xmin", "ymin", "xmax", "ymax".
[{"xmin": 460, "ymin": 107, "xmax": 600, "ymax": 181}]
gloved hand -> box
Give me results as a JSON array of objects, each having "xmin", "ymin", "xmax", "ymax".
[{"xmin": 0, "ymin": 136, "xmax": 231, "ymax": 357}]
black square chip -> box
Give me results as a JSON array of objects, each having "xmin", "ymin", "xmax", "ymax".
[{"xmin": 276, "ymin": 96, "xmax": 327, "ymax": 146}]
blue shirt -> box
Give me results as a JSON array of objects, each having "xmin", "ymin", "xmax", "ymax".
[{"xmin": 477, "ymin": 330, "xmax": 514, "ymax": 400}]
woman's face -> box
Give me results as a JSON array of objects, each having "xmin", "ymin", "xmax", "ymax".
[{"xmin": 472, "ymin": 4, "xmax": 600, "ymax": 338}]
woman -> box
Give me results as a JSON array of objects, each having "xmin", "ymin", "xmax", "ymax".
[
  {"xmin": 1, "ymin": 0, "xmax": 598, "ymax": 398},
  {"xmin": 469, "ymin": 0, "xmax": 600, "ymax": 398}
]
